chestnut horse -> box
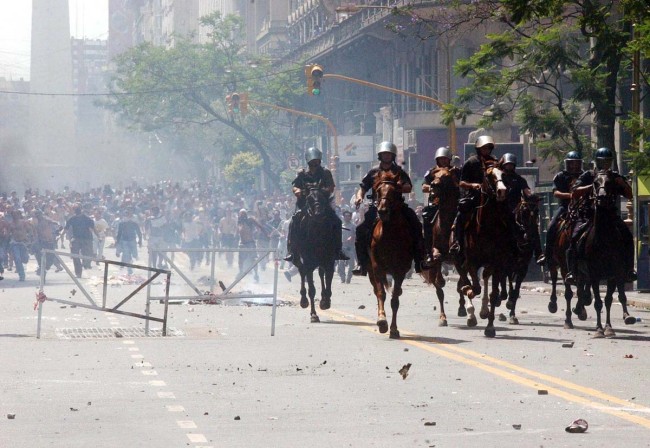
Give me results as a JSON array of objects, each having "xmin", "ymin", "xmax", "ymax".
[
  {"xmin": 575, "ymin": 171, "xmax": 637, "ymax": 337},
  {"xmin": 368, "ymin": 170, "xmax": 413, "ymax": 338},
  {"xmin": 420, "ymin": 167, "xmax": 464, "ymax": 327},
  {"xmin": 456, "ymin": 166, "xmax": 512, "ymax": 337},
  {"xmin": 294, "ymin": 182, "xmax": 337, "ymax": 323}
]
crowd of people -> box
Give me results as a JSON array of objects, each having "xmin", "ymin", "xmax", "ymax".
[{"xmin": 0, "ymin": 180, "xmax": 364, "ymax": 283}]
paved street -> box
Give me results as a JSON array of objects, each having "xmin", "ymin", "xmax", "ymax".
[{"xmin": 1, "ymin": 250, "xmax": 649, "ymax": 448}]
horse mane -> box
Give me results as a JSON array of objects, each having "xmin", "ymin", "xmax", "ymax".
[{"xmin": 372, "ymin": 170, "xmax": 400, "ymax": 191}]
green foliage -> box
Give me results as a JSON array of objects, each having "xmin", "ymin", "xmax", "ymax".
[
  {"xmin": 103, "ymin": 11, "xmax": 304, "ymax": 189},
  {"xmin": 223, "ymin": 152, "xmax": 263, "ymax": 188},
  {"xmin": 441, "ymin": 0, "xmax": 646, "ymax": 169}
]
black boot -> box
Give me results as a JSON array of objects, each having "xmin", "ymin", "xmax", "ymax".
[{"xmin": 565, "ymin": 248, "xmax": 576, "ymax": 285}]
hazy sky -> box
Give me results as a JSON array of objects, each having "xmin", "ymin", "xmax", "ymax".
[{"xmin": 0, "ymin": 0, "xmax": 108, "ymax": 80}]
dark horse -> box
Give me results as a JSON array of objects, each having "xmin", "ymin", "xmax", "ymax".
[
  {"xmin": 420, "ymin": 167, "xmax": 464, "ymax": 327},
  {"xmin": 575, "ymin": 171, "xmax": 637, "ymax": 337},
  {"xmin": 368, "ymin": 170, "xmax": 414, "ymax": 338},
  {"xmin": 504, "ymin": 196, "xmax": 541, "ymax": 325},
  {"xmin": 294, "ymin": 182, "xmax": 337, "ymax": 323},
  {"xmin": 456, "ymin": 166, "xmax": 512, "ymax": 337},
  {"xmin": 547, "ymin": 203, "xmax": 591, "ymax": 329}
]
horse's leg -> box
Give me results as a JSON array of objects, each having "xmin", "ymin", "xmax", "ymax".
[
  {"xmin": 592, "ymin": 280, "xmax": 604, "ymax": 337},
  {"xmin": 564, "ymin": 284, "xmax": 575, "ymax": 329},
  {"xmin": 299, "ymin": 268, "xmax": 309, "ymax": 309},
  {"xmin": 548, "ymin": 267, "xmax": 559, "ymax": 313},
  {"xmin": 572, "ymin": 278, "xmax": 588, "ymax": 322},
  {"xmin": 617, "ymin": 281, "xmax": 637, "ymax": 325},
  {"xmin": 484, "ymin": 275, "xmax": 500, "ymax": 338},
  {"xmin": 508, "ymin": 272, "xmax": 521, "ymax": 325},
  {"xmin": 433, "ymin": 264, "xmax": 447, "ymax": 327},
  {"xmin": 389, "ymin": 275, "xmax": 405, "ymax": 339},
  {"xmin": 370, "ymin": 270, "xmax": 388, "ymax": 334},
  {"xmin": 319, "ymin": 264, "xmax": 334, "ymax": 310},
  {"xmin": 603, "ymin": 279, "xmax": 616, "ymax": 337},
  {"xmin": 456, "ymin": 278, "xmax": 467, "ymax": 317},
  {"xmin": 479, "ymin": 270, "xmax": 490, "ymax": 320},
  {"xmin": 307, "ymin": 270, "xmax": 319, "ymax": 323}
]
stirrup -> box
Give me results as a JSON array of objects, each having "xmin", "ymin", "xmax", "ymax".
[
  {"xmin": 283, "ymin": 254, "xmax": 294, "ymax": 263},
  {"xmin": 626, "ymin": 270, "xmax": 637, "ymax": 282},
  {"xmin": 565, "ymin": 273, "xmax": 576, "ymax": 285},
  {"xmin": 535, "ymin": 254, "xmax": 546, "ymax": 266},
  {"xmin": 352, "ymin": 265, "xmax": 367, "ymax": 276},
  {"xmin": 449, "ymin": 242, "xmax": 461, "ymax": 256}
]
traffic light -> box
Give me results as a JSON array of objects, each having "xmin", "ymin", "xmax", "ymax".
[
  {"xmin": 239, "ymin": 93, "xmax": 248, "ymax": 116},
  {"xmin": 230, "ymin": 92, "xmax": 240, "ymax": 114},
  {"xmin": 305, "ymin": 64, "xmax": 324, "ymax": 95}
]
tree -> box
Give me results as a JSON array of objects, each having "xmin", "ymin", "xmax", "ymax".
[
  {"xmin": 223, "ymin": 151, "xmax": 263, "ymax": 191},
  {"xmin": 436, "ymin": 0, "xmax": 649, "ymax": 166},
  {"xmin": 104, "ymin": 12, "xmax": 305, "ymax": 189}
]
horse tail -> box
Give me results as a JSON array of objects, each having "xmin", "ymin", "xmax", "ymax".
[{"xmin": 380, "ymin": 276, "xmax": 392, "ymax": 293}]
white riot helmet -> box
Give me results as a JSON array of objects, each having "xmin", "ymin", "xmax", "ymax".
[
  {"xmin": 376, "ymin": 141, "xmax": 397, "ymax": 160},
  {"xmin": 434, "ymin": 147, "xmax": 452, "ymax": 163},
  {"xmin": 475, "ymin": 135, "xmax": 495, "ymax": 151},
  {"xmin": 305, "ymin": 147, "xmax": 322, "ymax": 164}
]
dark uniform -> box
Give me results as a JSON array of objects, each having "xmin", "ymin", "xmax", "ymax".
[
  {"xmin": 450, "ymin": 153, "xmax": 498, "ymax": 253},
  {"xmin": 543, "ymin": 169, "xmax": 582, "ymax": 262},
  {"xmin": 354, "ymin": 163, "xmax": 425, "ymax": 272},
  {"xmin": 422, "ymin": 166, "xmax": 460, "ymax": 259},
  {"xmin": 285, "ymin": 166, "xmax": 345, "ymax": 260},
  {"xmin": 502, "ymin": 170, "xmax": 543, "ymax": 259},
  {"xmin": 569, "ymin": 169, "xmax": 634, "ymax": 277}
]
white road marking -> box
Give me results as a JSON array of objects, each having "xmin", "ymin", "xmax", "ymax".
[
  {"xmin": 187, "ymin": 434, "xmax": 208, "ymax": 443},
  {"xmin": 141, "ymin": 370, "xmax": 158, "ymax": 376},
  {"xmin": 177, "ymin": 420, "xmax": 197, "ymax": 429},
  {"xmin": 149, "ymin": 380, "xmax": 166, "ymax": 387},
  {"xmin": 128, "ymin": 347, "xmax": 140, "ymax": 352},
  {"xmin": 157, "ymin": 391, "xmax": 176, "ymax": 399},
  {"xmin": 166, "ymin": 405, "xmax": 185, "ymax": 412},
  {"xmin": 131, "ymin": 354, "xmax": 144, "ymax": 359},
  {"xmin": 122, "ymin": 340, "xmax": 135, "ymax": 345}
]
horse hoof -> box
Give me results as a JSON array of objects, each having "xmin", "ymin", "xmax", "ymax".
[
  {"xmin": 573, "ymin": 308, "xmax": 587, "ymax": 321},
  {"xmin": 548, "ymin": 301, "xmax": 558, "ymax": 314},
  {"xmin": 624, "ymin": 316, "xmax": 636, "ymax": 325},
  {"xmin": 377, "ymin": 320, "xmax": 388, "ymax": 334},
  {"xmin": 300, "ymin": 297, "xmax": 309, "ymax": 309},
  {"xmin": 389, "ymin": 330, "xmax": 400, "ymax": 339},
  {"xmin": 593, "ymin": 329, "xmax": 605, "ymax": 339},
  {"xmin": 319, "ymin": 298, "xmax": 331, "ymax": 310},
  {"xmin": 604, "ymin": 327, "xmax": 616, "ymax": 338},
  {"xmin": 564, "ymin": 322, "xmax": 574, "ymax": 330},
  {"xmin": 439, "ymin": 318, "xmax": 448, "ymax": 327},
  {"xmin": 505, "ymin": 300, "xmax": 514, "ymax": 310},
  {"xmin": 484, "ymin": 327, "xmax": 496, "ymax": 338},
  {"xmin": 457, "ymin": 306, "xmax": 467, "ymax": 317},
  {"xmin": 479, "ymin": 309, "xmax": 489, "ymax": 320},
  {"xmin": 310, "ymin": 315, "xmax": 320, "ymax": 323},
  {"xmin": 509, "ymin": 316, "xmax": 519, "ymax": 325},
  {"xmin": 467, "ymin": 316, "xmax": 478, "ymax": 327},
  {"xmin": 498, "ymin": 313, "xmax": 507, "ymax": 322}
]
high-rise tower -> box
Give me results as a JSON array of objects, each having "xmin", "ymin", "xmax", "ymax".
[{"xmin": 29, "ymin": 0, "xmax": 77, "ymax": 188}]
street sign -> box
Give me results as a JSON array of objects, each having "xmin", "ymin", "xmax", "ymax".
[{"xmin": 287, "ymin": 156, "xmax": 300, "ymax": 170}]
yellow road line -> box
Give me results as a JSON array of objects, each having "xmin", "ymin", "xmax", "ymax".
[{"xmin": 323, "ymin": 308, "xmax": 650, "ymax": 429}]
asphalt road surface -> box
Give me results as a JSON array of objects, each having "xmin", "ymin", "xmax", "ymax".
[{"xmin": 1, "ymin": 251, "xmax": 649, "ymax": 447}]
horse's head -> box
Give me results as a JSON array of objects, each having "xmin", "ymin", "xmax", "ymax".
[
  {"xmin": 516, "ymin": 195, "xmax": 540, "ymax": 228},
  {"xmin": 305, "ymin": 181, "xmax": 329, "ymax": 218},
  {"xmin": 430, "ymin": 167, "xmax": 459, "ymax": 196},
  {"xmin": 373, "ymin": 171, "xmax": 403, "ymax": 223},
  {"xmin": 592, "ymin": 170, "xmax": 618, "ymax": 209},
  {"xmin": 485, "ymin": 166, "xmax": 508, "ymax": 202}
]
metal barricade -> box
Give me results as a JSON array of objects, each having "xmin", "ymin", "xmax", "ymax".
[
  {"xmin": 147, "ymin": 247, "xmax": 280, "ymax": 336},
  {"xmin": 36, "ymin": 250, "xmax": 171, "ymax": 338}
]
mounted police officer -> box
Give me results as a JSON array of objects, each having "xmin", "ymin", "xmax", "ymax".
[
  {"xmin": 421, "ymin": 146, "xmax": 460, "ymax": 265},
  {"xmin": 351, "ymin": 141, "xmax": 431, "ymax": 276},
  {"xmin": 449, "ymin": 135, "xmax": 499, "ymax": 256},
  {"xmin": 566, "ymin": 147, "xmax": 636, "ymax": 284},
  {"xmin": 542, "ymin": 151, "xmax": 583, "ymax": 266},
  {"xmin": 500, "ymin": 153, "xmax": 545, "ymax": 265},
  {"xmin": 284, "ymin": 147, "xmax": 349, "ymax": 264}
]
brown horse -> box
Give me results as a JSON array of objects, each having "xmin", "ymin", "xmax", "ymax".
[
  {"xmin": 456, "ymin": 166, "xmax": 512, "ymax": 337},
  {"xmin": 547, "ymin": 209, "xmax": 591, "ymax": 328},
  {"xmin": 420, "ymin": 167, "xmax": 464, "ymax": 327},
  {"xmin": 368, "ymin": 170, "xmax": 414, "ymax": 338}
]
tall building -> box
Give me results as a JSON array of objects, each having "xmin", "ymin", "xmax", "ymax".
[{"xmin": 28, "ymin": 0, "xmax": 77, "ymax": 188}]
